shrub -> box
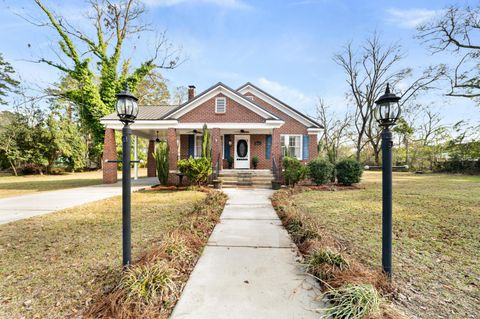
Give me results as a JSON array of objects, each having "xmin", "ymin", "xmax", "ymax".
[
  {"xmin": 177, "ymin": 157, "xmax": 212, "ymax": 185},
  {"xmin": 252, "ymin": 156, "xmax": 259, "ymax": 169},
  {"xmin": 322, "ymin": 284, "xmax": 381, "ymax": 319},
  {"xmin": 308, "ymin": 158, "xmax": 334, "ymax": 185},
  {"xmin": 201, "ymin": 124, "xmax": 211, "ymax": 159},
  {"xmin": 304, "ymin": 249, "xmax": 349, "ymax": 279},
  {"xmin": 284, "ymin": 216, "xmax": 318, "ymax": 244},
  {"xmin": 153, "ymin": 141, "xmax": 169, "ymax": 185},
  {"xmin": 335, "ymin": 159, "xmax": 363, "ymax": 185},
  {"xmin": 120, "ymin": 262, "xmax": 179, "ymax": 305},
  {"xmin": 283, "ymin": 156, "xmax": 308, "ymax": 186}
]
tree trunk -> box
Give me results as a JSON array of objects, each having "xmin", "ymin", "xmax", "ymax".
[
  {"xmin": 9, "ymin": 159, "xmax": 17, "ymax": 176},
  {"xmin": 405, "ymin": 138, "xmax": 409, "ymax": 165},
  {"xmin": 373, "ymin": 144, "xmax": 381, "ymax": 166}
]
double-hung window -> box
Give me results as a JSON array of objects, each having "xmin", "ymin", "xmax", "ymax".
[
  {"xmin": 280, "ymin": 135, "xmax": 302, "ymax": 159},
  {"xmin": 215, "ymin": 97, "xmax": 226, "ymax": 113},
  {"xmin": 194, "ymin": 135, "xmax": 203, "ymax": 158}
]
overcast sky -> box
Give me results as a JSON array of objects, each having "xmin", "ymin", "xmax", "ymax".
[{"xmin": 1, "ymin": 0, "xmax": 479, "ymax": 126}]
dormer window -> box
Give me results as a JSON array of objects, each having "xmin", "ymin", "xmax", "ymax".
[{"xmin": 215, "ymin": 97, "xmax": 226, "ymax": 113}]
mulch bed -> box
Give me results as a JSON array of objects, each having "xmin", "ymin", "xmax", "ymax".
[{"xmin": 303, "ymin": 183, "xmax": 364, "ymax": 191}]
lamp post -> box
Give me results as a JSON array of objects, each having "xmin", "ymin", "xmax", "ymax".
[
  {"xmin": 116, "ymin": 83, "xmax": 139, "ymax": 267},
  {"xmin": 374, "ymin": 83, "xmax": 401, "ymax": 279}
]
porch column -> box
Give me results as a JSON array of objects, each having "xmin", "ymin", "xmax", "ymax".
[
  {"xmin": 308, "ymin": 133, "xmax": 319, "ymax": 160},
  {"xmin": 147, "ymin": 140, "xmax": 156, "ymax": 177},
  {"xmin": 102, "ymin": 128, "xmax": 118, "ymax": 184},
  {"xmin": 272, "ymin": 128, "xmax": 281, "ymax": 161},
  {"xmin": 167, "ymin": 128, "xmax": 178, "ymax": 170},
  {"xmin": 211, "ymin": 128, "xmax": 222, "ymax": 169}
]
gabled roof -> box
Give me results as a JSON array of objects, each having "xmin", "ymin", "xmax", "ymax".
[
  {"xmin": 237, "ymin": 82, "xmax": 323, "ymax": 129},
  {"xmin": 162, "ymin": 82, "xmax": 281, "ymax": 121}
]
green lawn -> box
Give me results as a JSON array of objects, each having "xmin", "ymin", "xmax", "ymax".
[
  {"xmin": 0, "ymin": 190, "xmax": 205, "ymax": 319},
  {"xmin": 0, "ymin": 168, "xmax": 147, "ymax": 199},
  {"xmin": 293, "ymin": 172, "xmax": 480, "ymax": 319}
]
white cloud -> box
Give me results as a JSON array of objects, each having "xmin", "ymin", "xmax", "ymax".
[
  {"xmin": 386, "ymin": 8, "xmax": 437, "ymax": 29},
  {"xmin": 257, "ymin": 77, "xmax": 314, "ymax": 113},
  {"xmin": 142, "ymin": 0, "xmax": 250, "ymax": 9}
]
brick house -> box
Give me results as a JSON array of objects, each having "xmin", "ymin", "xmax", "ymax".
[{"xmin": 100, "ymin": 82, "xmax": 323, "ymax": 184}]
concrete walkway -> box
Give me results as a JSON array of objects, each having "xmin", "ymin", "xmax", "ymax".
[
  {"xmin": 171, "ymin": 188, "xmax": 321, "ymax": 319},
  {"xmin": 0, "ymin": 177, "xmax": 157, "ymax": 225}
]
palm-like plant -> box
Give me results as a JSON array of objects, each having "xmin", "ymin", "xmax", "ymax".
[{"xmin": 153, "ymin": 141, "xmax": 169, "ymax": 185}]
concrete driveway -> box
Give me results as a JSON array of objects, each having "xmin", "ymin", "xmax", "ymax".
[
  {"xmin": 0, "ymin": 177, "xmax": 157, "ymax": 225},
  {"xmin": 171, "ymin": 188, "xmax": 323, "ymax": 319}
]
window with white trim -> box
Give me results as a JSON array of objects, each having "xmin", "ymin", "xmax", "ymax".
[
  {"xmin": 245, "ymin": 95, "xmax": 255, "ymax": 101},
  {"xmin": 280, "ymin": 135, "xmax": 302, "ymax": 159},
  {"xmin": 194, "ymin": 135, "xmax": 203, "ymax": 158},
  {"xmin": 215, "ymin": 97, "xmax": 226, "ymax": 113}
]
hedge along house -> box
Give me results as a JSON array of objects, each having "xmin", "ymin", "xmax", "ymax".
[{"xmin": 100, "ymin": 82, "xmax": 323, "ymax": 184}]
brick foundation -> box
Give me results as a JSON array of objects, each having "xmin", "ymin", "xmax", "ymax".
[{"xmin": 102, "ymin": 128, "xmax": 118, "ymax": 184}]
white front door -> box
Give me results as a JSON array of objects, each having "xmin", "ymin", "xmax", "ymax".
[{"xmin": 234, "ymin": 135, "xmax": 250, "ymax": 169}]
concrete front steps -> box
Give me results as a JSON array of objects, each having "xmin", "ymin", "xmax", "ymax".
[{"xmin": 218, "ymin": 169, "xmax": 274, "ymax": 189}]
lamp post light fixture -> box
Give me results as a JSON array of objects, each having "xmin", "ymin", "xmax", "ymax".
[
  {"xmin": 116, "ymin": 83, "xmax": 139, "ymax": 267},
  {"xmin": 374, "ymin": 83, "xmax": 401, "ymax": 279}
]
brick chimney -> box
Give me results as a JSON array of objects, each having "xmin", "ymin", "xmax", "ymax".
[{"xmin": 188, "ymin": 85, "xmax": 196, "ymax": 101}]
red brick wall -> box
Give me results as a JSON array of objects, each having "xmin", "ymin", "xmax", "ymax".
[
  {"xmin": 179, "ymin": 134, "xmax": 189, "ymax": 160},
  {"xmin": 167, "ymin": 128, "xmax": 178, "ymax": 170},
  {"xmin": 211, "ymin": 128, "xmax": 222, "ymax": 169},
  {"xmin": 102, "ymin": 128, "xmax": 118, "ymax": 184},
  {"xmin": 178, "ymin": 93, "xmax": 266, "ymax": 123},
  {"xmin": 250, "ymin": 134, "xmax": 270, "ymax": 169},
  {"xmin": 309, "ymin": 133, "xmax": 319, "ymax": 159},
  {"xmin": 147, "ymin": 140, "xmax": 156, "ymax": 177}
]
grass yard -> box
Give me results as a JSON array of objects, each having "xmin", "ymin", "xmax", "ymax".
[
  {"xmin": 0, "ymin": 168, "xmax": 147, "ymax": 199},
  {"xmin": 0, "ymin": 190, "xmax": 206, "ymax": 319},
  {"xmin": 292, "ymin": 171, "xmax": 480, "ymax": 319}
]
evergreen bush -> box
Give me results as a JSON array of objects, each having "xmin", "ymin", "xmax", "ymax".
[
  {"xmin": 335, "ymin": 159, "xmax": 363, "ymax": 185},
  {"xmin": 308, "ymin": 158, "xmax": 334, "ymax": 185},
  {"xmin": 283, "ymin": 156, "xmax": 308, "ymax": 186},
  {"xmin": 153, "ymin": 141, "xmax": 169, "ymax": 185}
]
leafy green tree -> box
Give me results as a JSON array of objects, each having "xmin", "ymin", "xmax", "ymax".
[
  {"xmin": 42, "ymin": 107, "xmax": 87, "ymax": 173},
  {"xmin": 0, "ymin": 53, "xmax": 19, "ymax": 105},
  {"xmin": 30, "ymin": 0, "xmax": 180, "ymax": 161},
  {"xmin": 136, "ymin": 70, "xmax": 170, "ymax": 105},
  {"xmin": 392, "ymin": 118, "xmax": 414, "ymax": 164},
  {"xmin": 0, "ymin": 111, "xmax": 28, "ymax": 175}
]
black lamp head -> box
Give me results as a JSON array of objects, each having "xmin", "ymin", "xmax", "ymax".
[
  {"xmin": 116, "ymin": 83, "xmax": 139, "ymax": 125},
  {"xmin": 374, "ymin": 83, "xmax": 401, "ymax": 128}
]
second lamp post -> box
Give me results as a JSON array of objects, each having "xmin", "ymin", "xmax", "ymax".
[
  {"xmin": 374, "ymin": 83, "xmax": 401, "ymax": 279},
  {"xmin": 116, "ymin": 83, "xmax": 139, "ymax": 267}
]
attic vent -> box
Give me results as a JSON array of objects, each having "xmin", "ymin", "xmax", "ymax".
[
  {"xmin": 245, "ymin": 95, "xmax": 255, "ymax": 101},
  {"xmin": 215, "ymin": 97, "xmax": 226, "ymax": 113}
]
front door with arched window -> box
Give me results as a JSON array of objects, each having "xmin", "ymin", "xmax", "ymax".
[{"xmin": 234, "ymin": 135, "xmax": 250, "ymax": 169}]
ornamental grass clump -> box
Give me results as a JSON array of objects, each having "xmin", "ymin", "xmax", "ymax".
[
  {"xmin": 161, "ymin": 232, "xmax": 195, "ymax": 263},
  {"xmin": 304, "ymin": 249, "xmax": 349, "ymax": 279},
  {"xmin": 322, "ymin": 284, "xmax": 381, "ymax": 319},
  {"xmin": 284, "ymin": 216, "xmax": 318, "ymax": 244},
  {"xmin": 120, "ymin": 262, "xmax": 179, "ymax": 306}
]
